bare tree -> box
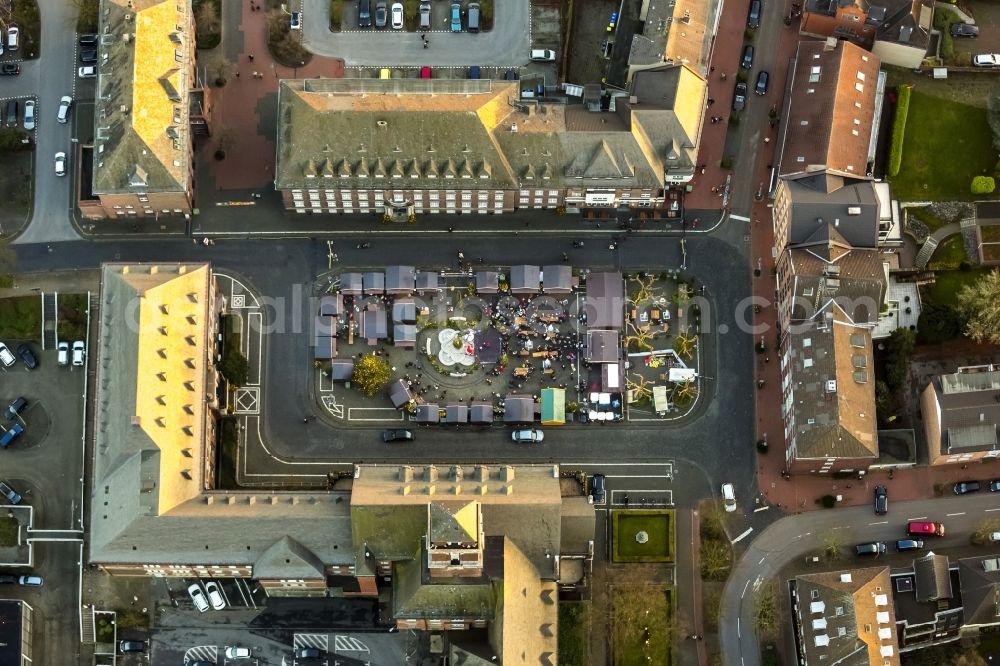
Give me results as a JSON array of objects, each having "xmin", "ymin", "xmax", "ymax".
[
  {"xmin": 610, "ymin": 570, "xmax": 683, "ymax": 664},
  {"xmin": 754, "ymin": 580, "xmax": 783, "ymax": 641}
]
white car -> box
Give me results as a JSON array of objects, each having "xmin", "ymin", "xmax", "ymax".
[
  {"xmin": 71, "ymin": 340, "xmax": 85, "ymax": 366},
  {"xmin": 721, "ymin": 483, "xmax": 737, "ymax": 512},
  {"xmin": 187, "ymin": 582, "xmax": 209, "ymax": 612},
  {"xmin": 990, "ymin": 532, "xmax": 1000, "ymax": 542},
  {"xmin": 0, "ymin": 343, "xmax": 14, "ymax": 367},
  {"xmin": 391, "ymin": 2, "xmax": 403, "ymax": 29},
  {"xmin": 511, "ymin": 429, "xmax": 544, "ymax": 443},
  {"xmin": 57, "ymin": 341, "xmax": 69, "ymax": 366},
  {"xmin": 57, "ymin": 95, "xmax": 72, "ymax": 124},
  {"xmin": 22, "ymin": 100, "xmax": 34, "ymax": 131},
  {"xmin": 225, "ymin": 646, "xmax": 251, "ymax": 659},
  {"xmin": 55, "ymin": 152, "xmax": 66, "ymax": 177},
  {"xmin": 204, "ymin": 581, "xmax": 225, "ymax": 610},
  {"xmin": 7, "ymin": 26, "xmax": 18, "ymax": 52},
  {"xmin": 78, "ymin": 65, "xmax": 96, "ymax": 78},
  {"xmin": 973, "ymin": 53, "xmax": 1000, "ymax": 67},
  {"xmin": 529, "ymin": 48, "xmax": 556, "ymax": 62}
]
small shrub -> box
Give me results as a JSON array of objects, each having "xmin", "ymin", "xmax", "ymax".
[
  {"xmin": 971, "ymin": 175, "xmax": 995, "ymax": 194},
  {"xmin": 329, "ymin": 0, "xmax": 342, "ymax": 31},
  {"xmin": 744, "ymin": 27, "xmax": 756, "ymax": 40},
  {"xmin": 756, "ymin": 438, "xmax": 768, "ymax": 453},
  {"xmin": 887, "ymin": 85, "xmax": 911, "ymax": 177},
  {"xmin": 720, "ymin": 155, "xmax": 734, "ymax": 169}
]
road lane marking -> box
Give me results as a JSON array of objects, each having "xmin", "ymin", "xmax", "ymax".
[
  {"xmin": 758, "ymin": 556, "xmax": 765, "ymax": 565},
  {"xmin": 986, "ymin": 508, "xmax": 1000, "ymax": 512},
  {"xmin": 741, "ymin": 579, "xmax": 750, "ymax": 599},
  {"xmin": 732, "ymin": 527, "xmax": 753, "ymax": 543},
  {"xmin": 737, "ymin": 618, "xmax": 741, "ymax": 638},
  {"xmin": 907, "ymin": 516, "xmax": 927, "ymax": 521},
  {"xmin": 831, "ymin": 526, "xmax": 848, "ymax": 530},
  {"xmin": 946, "ymin": 512, "xmax": 966, "ymax": 517},
  {"xmin": 753, "ymin": 505, "xmax": 769, "ymax": 513},
  {"xmin": 868, "ymin": 520, "xmax": 888, "ymax": 525}
]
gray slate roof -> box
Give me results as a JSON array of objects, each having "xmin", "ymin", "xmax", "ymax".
[
  {"xmin": 476, "ymin": 271, "xmax": 499, "ymax": 294},
  {"xmin": 541, "ymin": 265, "xmax": 572, "ymax": 293},
  {"xmin": 470, "ymin": 401, "xmax": 493, "ymax": 424},
  {"xmin": 415, "ymin": 271, "xmax": 441, "ymax": 293},
  {"xmin": 585, "ymin": 272, "xmax": 624, "ymax": 329},
  {"xmin": 341, "ymin": 272, "xmax": 363, "ymax": 295},
  {"xmin": 386, "ymin": 266, "xmax": 415, "ymax": 294},
  {"xmin": 363, "ymin": 272, "xmax": 385, "ymax": 295},
  {"xmin": 782, "ymin": 177, "xmax": 880, "ymax": 250},
  {"xmin": 932, "ymin": 371, "xmax": 1000, "ymax": 454},
  {"xmin": 330, "ymin": 358, "xmax": 354, "ymax": 381},
  {"xmin": 958, "ymin": 554, "xmax": 1000, "ymax": 626},
  {"xmin": 510, "ymin": 265, "xmax": 540, "ymax": 294},
  {"xmin": 416, "ymin": 404, "xmax": 440, "ymax": 423},
  {"xmin": 504, "ymin": 395, "xmax": 535, "ymax": 423}
]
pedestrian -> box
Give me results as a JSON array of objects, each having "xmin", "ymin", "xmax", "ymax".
[
  {"xmin": 248, "ymin": 53, "xmax": 254, "ymax": 62},
  {"xmin": 707, "ymin": 97, "xmax": 714, "ymax": 105},
  {"xmin": 764, "ymin": 137, "xmax": 770, "ymax": 143},
  {"xmin": 700, "ymin": 166, "xmax": 706, "ymax": 175},
  {"xmin": 235, "ymin": 70, "xmax": 240, "ymax": 78},
  {"xmin": 423, "ymin": 42, "xmax": 428, "ymax": 49},
  {"xmin": 720, "ymin": 72, "xmax": 726, "ymax": 80},
  {"xmin": 710, "ymin": 66, "xmax": 715, "ymax": 72}
]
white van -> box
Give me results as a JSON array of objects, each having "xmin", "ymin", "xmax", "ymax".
[{"xmin": 721, "ymin": 483, "xmax": 736, "ymax": 512}]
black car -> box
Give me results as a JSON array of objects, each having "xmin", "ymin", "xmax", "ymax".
[
  {"xmin": 747, "ymin": 0, "xmax": 761, "ymax": 28},
  {"xmin": 855, "ymin": 542, "xmax": 886, "ymax": 556},
  {"xmin": 79, "ymin": 33, "xmax": 99, "ymax": 46},
  {"xmin": 895, "ymin": 539, "xmax": 924, "ymax": 552},
  {"xmin": 951, "ymin": 23, "xmax": 979, "ymax": 37},
  {"xmin": 358, "ymin": 0, "xmax": 372, "ymax": 27},
  {"xmin": 0, "ymin": 575, "xmax": 17, "ymax": 584},
  {"xmin": 873, "ymin": 485, "xmax": 887, "ymax": 515},
  {"xmin": 589, "ymin": 473, "xmax": 606, "ymax": 504},
  {"xmin": 755, "ymin": 70, "xmax": 769, "ymax": 95},
  {"xmin": 16, "ymin": 343, "xmax": 36, "ymax": 369},
  {"xmin": 0, "ymin": 63, "xmax": 19, "ymax": 75},
  {"xmin": 954, "ymin": 481, "xmax": 981, "ymax": 495},
  {"xmin": 741, "ymin": 44, "xmax": 754, "ymax": 70},
  {"xmin": 79, "ymin": 48, "xmax": 98, "ymax": 63},
  {"xmin": 119, "ymin": 640, "xmax": 145, "ymax": 653},
  {"xmin": 295, "ymin": 647, "xmax": 324, "ymax": 659},
  {"xmin": 383, "ymin": 429, "xmax": 414, "ymax": 442},
  {"xmin": 0, "ymin": 480, "xmax": 21, "ymax": 504},
  {"xmin": 989, "ymin": 479, "xmax": 1000, "ymax": 492},
  {"xmin": 733, "ymin": 82, "xmax": 747, "ymax": 112},
  {"xmin": 6, "ymin": 397, "xmax": 26, "ymax": 422}
]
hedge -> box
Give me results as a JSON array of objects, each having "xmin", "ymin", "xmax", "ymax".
[
  {"xmin": 887, "ymin": 85, "xmax": 912, "ymax": 177},
  {"xmin": 972, "ymin": 175, "xmax": 995, "ymax": 194}
]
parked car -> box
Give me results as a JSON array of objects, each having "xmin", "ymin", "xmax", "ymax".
[
  {"xmin": 0, "ymin": 424, "xmax": 23, "ymax": 448},
  {"xmin": 79, "ymin": 48, "xmax": 97, "ymax": 63},
  {"xmin": 187, "ymin": 582, "xmax": 210, "ymax": 612},
  {"xmin": 419, "ymin": 1, "xmax": 431, "ymax": 30},
  {"xmin": 907, "ymin": 520, "xmax": 945, "ymax": 537},
  {"xmin": 79, "ymin": 34, "xmax": 99, "ymax": 46},
  {"xmin": 989, "ymin": 480, "xmax": 1000, "ymax": 492},
  {"xmin": 374, "ymin": 2, "xmax": 387, "ymax": 28},
  {"xmin": 225, "ymin": 646, "xmax": 252, "ymax": 659},
  {"xmin": 22, "ymin": 100, "xmax": 34, "ymax": 131},
  {"xmin": 296, "ymin": 647, "xmax": 324, "ymax": 659},
  {"xmin": 467, "ymin": 2, "xmax": 480, "ymax": 32},
  {"xmin": 991, "ymin": 532, "xmax": 1000, "ymax": 542},
  {"xmin": 358, "ymin": 0, "xmax": 372, "ymax": 28},
  {"xmin": 450, "ymin": 3, "xmax": 462, "ymax": 31},
  {"xmin": 855, "ymin": 542, "xmax": 886, "ymax": 556},
  {"xmin": 590, "ymin": 473, "xmax": 606, "ymax": 504},
  {"xmin": 741, "ymin": 44, "xmax": 754, "ymax": 70},
  {"xmin": 6, "ymin": 397, "xmax": 27, "ymax": 421},
  {"xmin": 290, "ymin": 11, "xmax": 301, "ymax": 29},
  {"xmin": 895, "ymin": 539, "xmax": 924, "ymax": 552},
  {"xmin": 954, "ymin": 481, "xmax": 981, "ymax": 495},
  {"xmin": 5, "ymin": 99, "xmax": 17, "ymax": 128},
  {"xmin": 18, "ymin": 575, "xmax": 43, "ymax": 586},
  {"xmin": 973, "ymin": 53, "xmax": 1000, "ymax": 67},
  {"xmin": 7, "ymin": 26, "xmax": 18, "ymax": 51},
  {"xmin": 951, "ymin": 23, "xmax": 979, "ymax": 37},
  {"xmin": 755, "ymin": 70, "xmax": 769, "ymax": 95},
  {"xmin": 72, "ymin": 340, "xmax": 86, "ymax": 366},
  {"xmin": 468, "ymin": 65, "xmax": 481, "ymax": 79},
  {"xmin": 383, "ymin": 429, "xmax": 413, "ymax": 442},
  {"xmin": 732, "ymin": 82, "xmax": 747, "ymax": 112},
  {"xmin": 420, "ymin": 66, "xmax": 432, "ymax": 79},
  {"xmin": 78, "ymin": 65, "xmax": 96, "ymax": 78},
  {"xmin": 55, "ymin": 152, "xmax": 66, "ymax": 177},
  {"xmin": 747, "ymin": 0, "xmax": 761, "ymax": 28},
  {"xmin": 0, "ymin": 63, "xmax": 19, "ymax": 76},
  {"xmin": 529, "ymin": 49, "xmax": 556, "ymax": 62},
  {"xmin": 0, "ymin": 343, "xmax": 15, "ymax": 367},
  {"xmin": 57, "ymin": 341, "xmax": 69, "ymax": 366},
  {"xmin": 511, "ymin": 429, "xmax": 544, "ymax": 443},
  {"xmin": 391, "ymin": 2, "xmax": 404, "ymax": 29},
  {"xmin": 0, "ymin": 480, "xmax": 22, "ymax": 505},
  {"xmin": 873, "ymin": 485, "xmax": 887, "ymax": 515},
  {"xmin": 204, "ymin": 581, "xmax": 226, "ymax": 610},
  {"xmin": 119, "ymin": 640, "xmax": 145, "ymax": 653},
  {"xmin": 0, "ymin": 575, "xmax": 18, "ymax": 584},
  {"xmin": 722, "ymin": 482, "xmax": 737, "ymax": 512},
  {"xmin": 57, "ymin": 96, "xmax": 73, "ymax": 124}
]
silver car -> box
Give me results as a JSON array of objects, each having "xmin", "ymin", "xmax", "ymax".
[
  {"xmin": 22, "ymin": 100, "xmax": 34, "ymax": 130},
  {"xmin": 511, "ymin": 429, "xmax": 544, "ymax": 443}
]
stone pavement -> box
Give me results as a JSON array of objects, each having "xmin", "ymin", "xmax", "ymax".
[{"xmin": 200, "ymin": 0, "xmax": 345, "ymax": 191}]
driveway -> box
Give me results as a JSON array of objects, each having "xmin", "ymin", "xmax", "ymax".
[
  {"xmin": 302, "ymin": 0, "xmax": 531, "ymax": 65},
  {"xmin": 14, "ymin": 0, "xmax": 83, "ymax": 244},
  {"xmin": 720, "ymin": 493, "xmax": 1000, "ymax": 666}
]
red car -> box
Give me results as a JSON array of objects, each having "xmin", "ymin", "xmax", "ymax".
[
  {"xmin": 907, "ymin": 521, "xmax": 945, "ymax": 537},
  {"xmin": 420, "ymin": 66, "xmax": 432, "ymax": 79}
]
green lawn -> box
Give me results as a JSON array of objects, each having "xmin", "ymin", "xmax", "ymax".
[
  {"xmin": 614, "ymin": 587, "xmax": 673, "ymax": 666},
  {"xmin": 57, "ymin": 293, "xmax": 89, "ymax": 342},
  {"xmin": 0, "ymin": 296, "xmax": 41, "ymax": 340},
  {"xmin": 0, "ymin": 516, "xmax": 18, "ymax": 547},
  {"xmin": 891, "ymin": 91, "xmax": 997, "ymax": 201},
  {"xmin": 558, "ymin": 602, "xmax": 590, "ymax": 666},
  {"xmin": 612, "ymin": 510, "xmax": 675, "ymax": 563},
  {"xmin": 926, "ymin": 267, "xmax": 990, "ymax": 306},
  {"xmin": 927, "ymin": 234, "xmax": 968, "ymax": 269}
]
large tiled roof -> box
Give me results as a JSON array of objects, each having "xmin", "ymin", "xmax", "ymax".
[
  {"xmin": 782, "ymin": 176, "xmax": 880, "ymax": 249},
  {"xmin": 275, "ymin": 65, "xmax": 704, "ymax": 191},
  {"xmin": 780, "ymin": 40, "xmax": 880, "ymax": 180},
  {"xmin": 788, "ymin": 247, "xmax": 887, "ymax": 325},
  {"xmin": 958, "ymin": 554, "xmax": 1000, "ymax": 627},
  {"xmin": 93, "ymin": 0, "xmax": 192, "ymax": 195}
]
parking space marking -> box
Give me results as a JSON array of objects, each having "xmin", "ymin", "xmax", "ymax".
[
  {"xmin": 605, "ymin": 489, "xmax": 673, "ymax": 508},
  {"xmin": 183, "ymin": 645, "xmax": 218, "ymax": 664},
  {"xmin": 347, "ymin": 407, "xmax": 404, "ymax": 422},
  {"xmin": 333, "ymin": 634, "xmax": 371, "ymax": 656},
  {"xmin": 321, "ymin": 394, "xmax": 345, "ymax": 419},
  {"xmin": 295, "ymin": 632, "xmax": 330, "ymax": 651},
  {"xmin": 248, "ymin": 311, "xmax": 263, "ymax": 386},
  {"xmin": 234, "ymin": 387, "xmax": 260, "ymax": 414}
]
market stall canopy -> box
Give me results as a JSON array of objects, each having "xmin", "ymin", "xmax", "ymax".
[
  {"xmin": 541, "ymin": 265, "xmax": 573, "ymax": 294},
  {"xmin": 392, "ymin": 299, "xmax": 417, "ymax": 323},
  {"xmin": 602, "ymin": 362, "xmax": 624, "ymax": 392},
  {"xmin": 385, "ymin": 265, "xmax": 416, "ymax": 295},
  {"xmin": 653, "ymin": 385, "xmax": 669, "ymax": 413},
  {"xmin": 319, "ymin": 293, "xmax": 342, "ymax": 316},
  {"xmin": 315, "ymin": 315, "xmax": 337, "ymax": 340},
  {"xmin": 362, "ymin": 271, "xmax": 385, "ymax": 295},
  {"xmin": 341, "ymin": 272, "xmax": 363, "ymax": 295},
  {"xmin": 541, "ymin": 387, "xmax": 566, "ymax": 425},
  {"xmin": 476, "ymin": 271, "xmax": 499, "ymax": 294},
  {"xmin": 389, "ymin": 379, "xmax": 415, "ymax": 407},
  {"xmin": 587, "ymin": 329, "xmax": 620, "ymax": 364},
  {"xmin": 361, "ymin": 306, "xmax": 388, "ymax": 342},
  {"xmin": 504, "ymin": 394, "xmax": 535, "ymax": 423},
  {"xmin": 416, "ymin": 403, "xmax": 440, "ymax": 423},
  {"xmin": 415, "ymin": 271, "xmax": 441, "ymax": 293},
  {"xmin": 393, "ymin": 323, "xmax": 417, "ymax": 348},
  {"xmin": 313, "ymin": 336, "xmax": 336, "ymax": 360},
  {"xmin": 446, "ymin": 403, "xmax": 469, "ymax": 424},
  {"xmin": 470, "ymin": 401, "xmax": 493, "ymax": 424},
  {"xmin": 330, "ymin": 358, "xmax": 354, "ymax": 381},
  {"xmin": 586, "ymin": 272, "xmax": 625, "ymax": 329},
  {"xmin": 669, "ymin": 367, "xmax": 697, "ymax": 382},
  {"xmin": 510, "ymin": 265, "xmax": 541, "ymax": 294}
]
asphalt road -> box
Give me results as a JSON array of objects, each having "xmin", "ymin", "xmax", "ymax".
[
  {"xmin": 14, "ymin": 0, "xmax": 81, "ymax": 244},
  {"xmin": 720, "ymin": 494, "xmax": 1000, "ymax": 666},
  {"xmin": 302, "ymin": 0, "xmax": 531, "ymax": 66}
]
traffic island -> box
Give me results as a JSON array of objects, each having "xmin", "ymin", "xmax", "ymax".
[{"xmin": 611, "ymin": 509, "xmax": 675, "ymax": 563}]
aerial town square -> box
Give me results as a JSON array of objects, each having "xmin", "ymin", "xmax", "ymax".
[{"xmin": 4, "ymin": 0, "xmax": 1000, "ymax": 664}]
